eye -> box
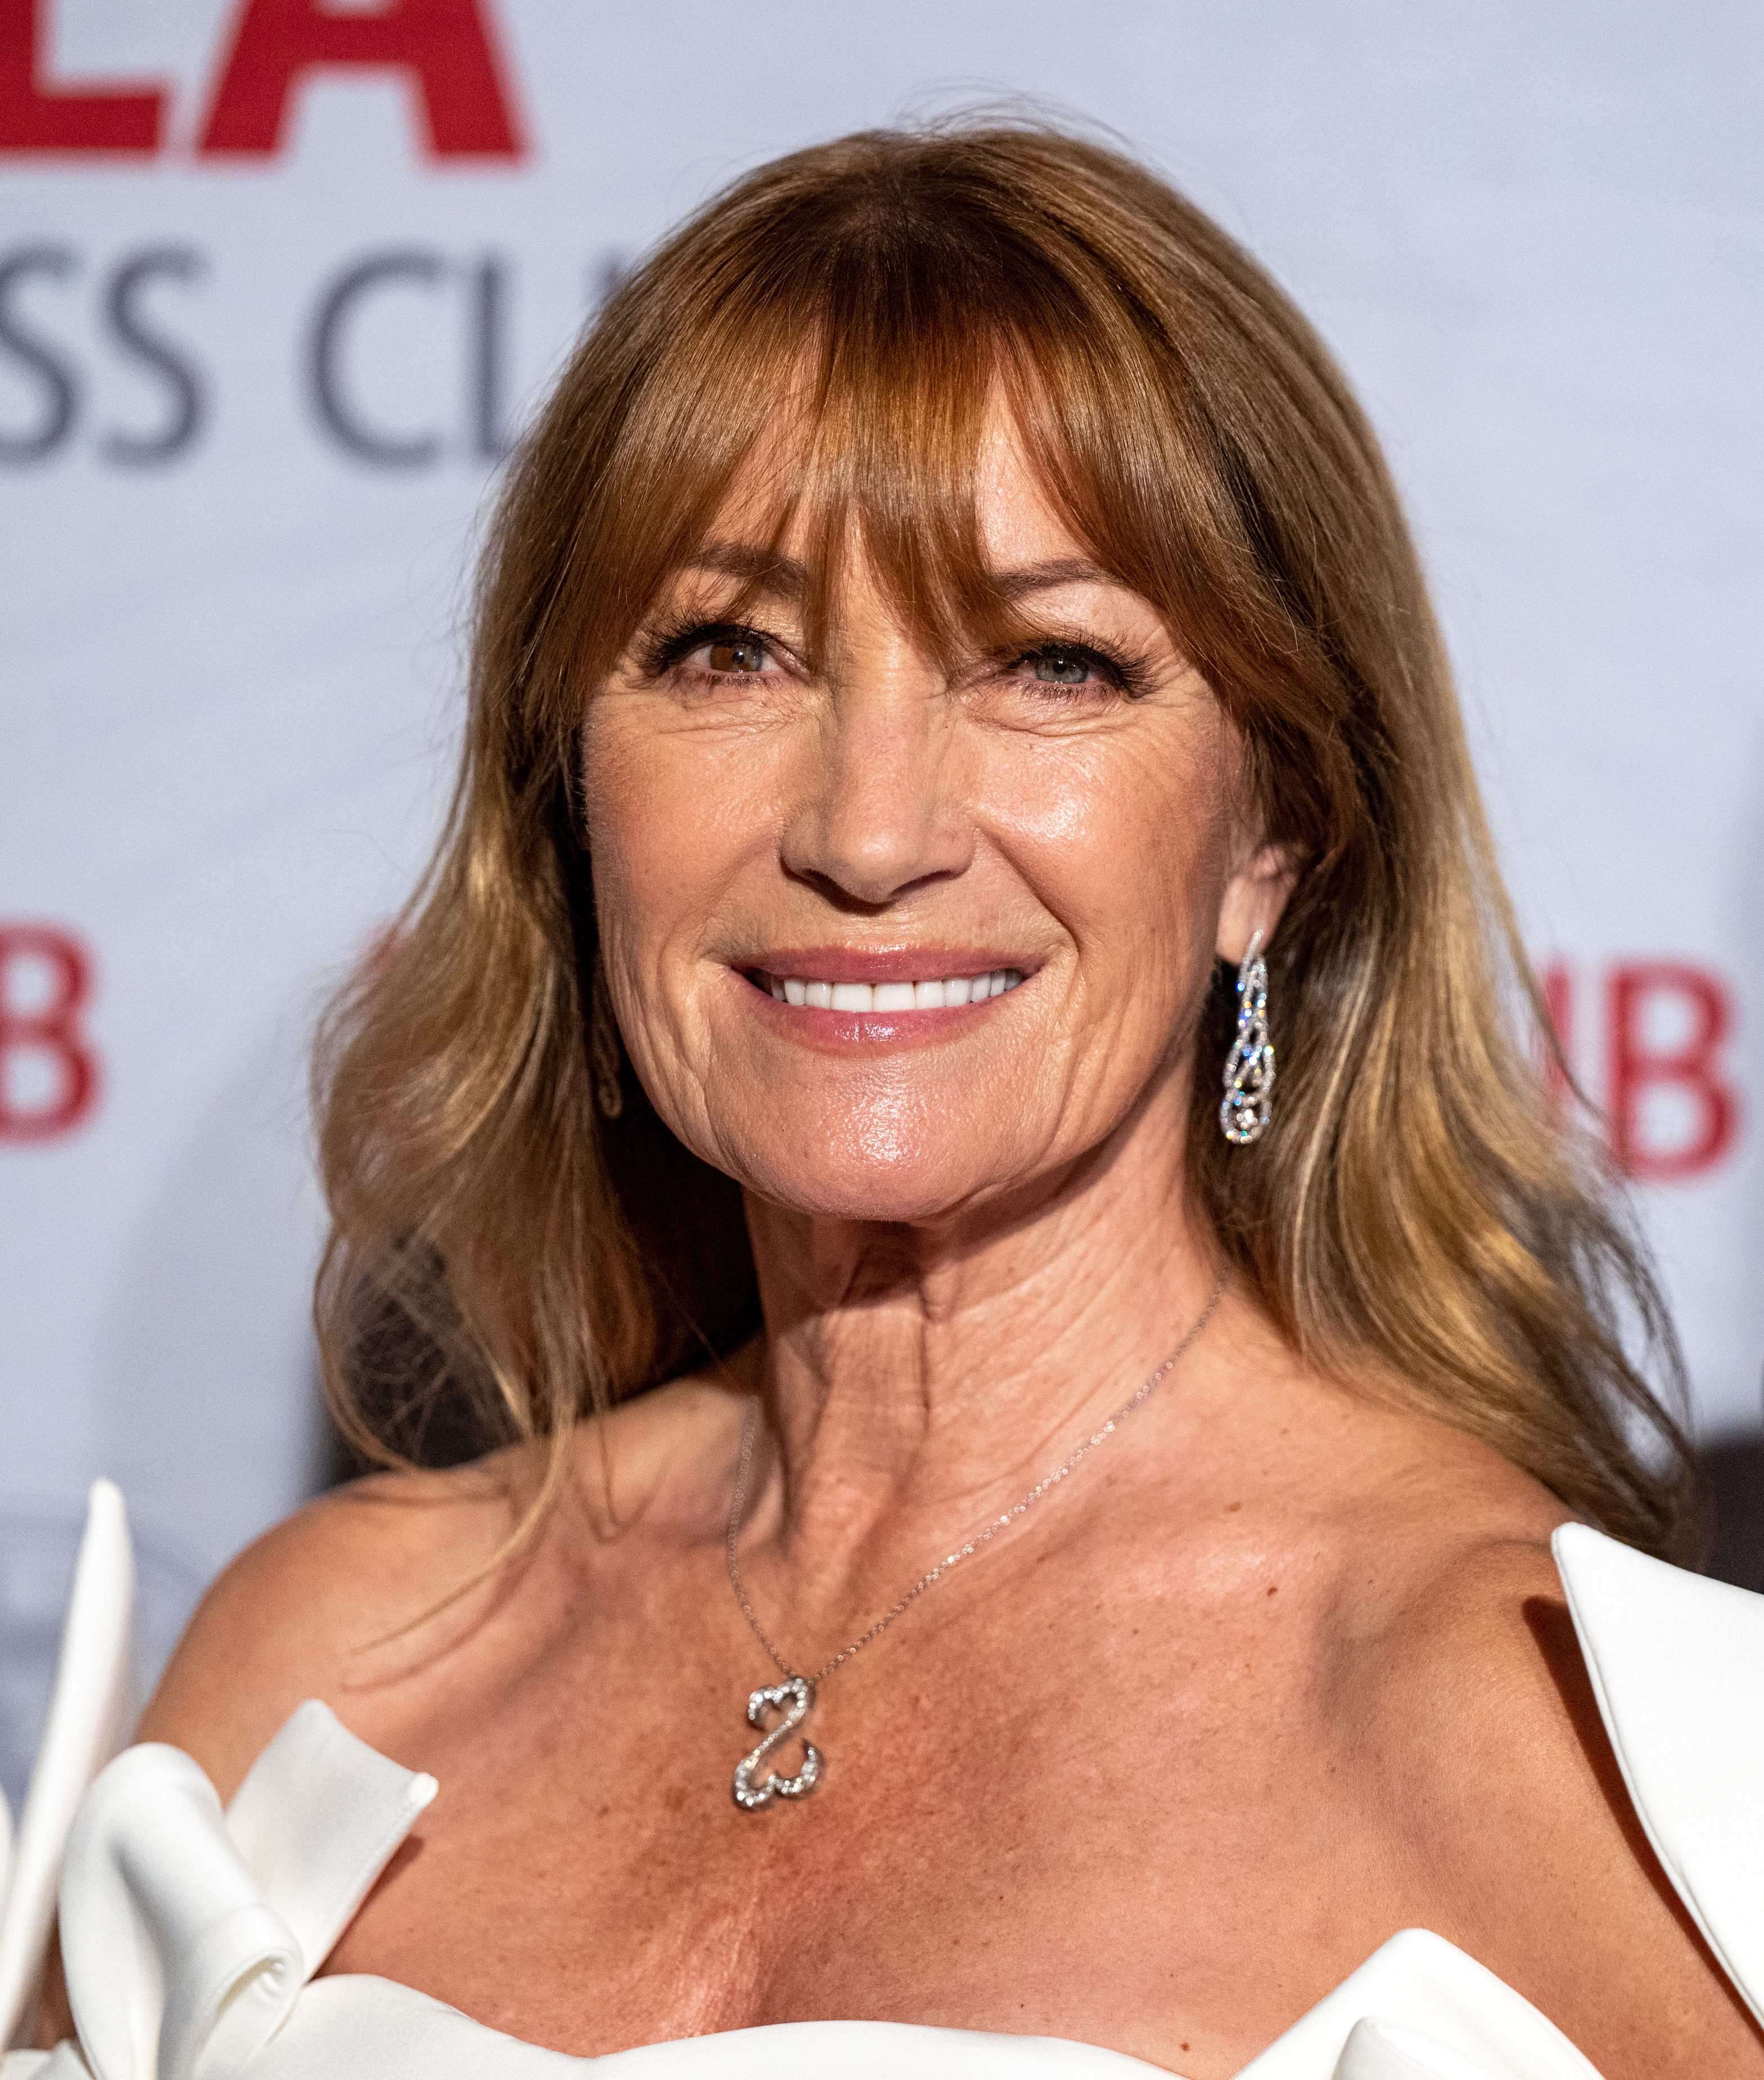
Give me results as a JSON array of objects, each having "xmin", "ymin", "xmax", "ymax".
[
  {"xmin": 1003, "ymin": 641, "xmax": 1142, "ymax": 696},
  {"xmin": 702, "ymin": 634, "xmax": 772, "ymax": 675},
  {"xmin": 1028, "ymin": 649, "xmax": 1099, "ymax": 686},
  {"xmin": 642, "ymin": 618, "xmax": 790, "ymax": 683}
]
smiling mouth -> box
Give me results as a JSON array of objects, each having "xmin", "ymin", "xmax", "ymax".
[{"xmin": 750, "ymin": 967, "xmax": 1026, "ymax": 1010}]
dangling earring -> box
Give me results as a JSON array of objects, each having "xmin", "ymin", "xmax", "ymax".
[
  {"xmin": 590, "ymin": 951, "xmax": 624, "ymax": 1120},
  {"xmin": 1220, "ymin": 929, "xmax": 1274, "ymax": 1145}
]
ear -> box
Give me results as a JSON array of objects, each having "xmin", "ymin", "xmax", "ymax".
[{"xmin": 1217, "ymin": 841, "xmax": 1300, "ymax": 966}]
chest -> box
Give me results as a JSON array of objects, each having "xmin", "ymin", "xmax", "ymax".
[{"xmin": 321, "ymin": 1569, "xmax": 1418, "ymax": 2073}]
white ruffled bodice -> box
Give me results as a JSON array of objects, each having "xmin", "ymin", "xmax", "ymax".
[{"xmin": 2, "ymin": 1485, "xmax": 1760, "ymax": 2080}]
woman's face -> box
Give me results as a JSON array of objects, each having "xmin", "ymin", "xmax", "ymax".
[{"xmin": 583, "ymin": 407, "xmax": 1284, "ymax": 1226}]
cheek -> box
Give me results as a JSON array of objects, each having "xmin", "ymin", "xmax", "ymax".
[
  {"xmin": 579, "ymin": 706, "xmax": 649, "ymax": 909},
  {"xmin": 579, "ymin": 705, "xmax": 764, "ymax": 966},
  {"xmin": 981, "ymin": 730, "xmax": 1231, "ymax": 976}
]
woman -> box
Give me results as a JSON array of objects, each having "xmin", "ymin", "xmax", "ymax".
[{"xmin": 15, "ymin": 121, "xmax": 1763, "ymax": 2079}]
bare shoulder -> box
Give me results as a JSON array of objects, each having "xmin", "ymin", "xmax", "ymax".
[
  {"xmin": 1329, "ymin": 1422, "xmax": 1763, "ymax": 2074},
  {"xmin": 136, "ymin": 1456, "xmax": 528, "ymax": 1798},
  {"xmin": 1321, "ymin": 1415, "xmax": 1636, "ymax": 1858},
  {"xmin": 138, "ymin": 1374, "xmax": 744, "ymax": 1800},
  {"xmin": 1346, "ymin": 1503, "xmax": 1586, "ymax": 1833}
]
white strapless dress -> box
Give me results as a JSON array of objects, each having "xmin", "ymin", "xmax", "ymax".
[{"xmin": 1, "ymin": 1485, "xmax": 1760, "ymax": 2080}]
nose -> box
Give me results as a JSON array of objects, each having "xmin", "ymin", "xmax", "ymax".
[{"xmin": 779, "ymin": 633, "xmax": 973, "ymax": 910}]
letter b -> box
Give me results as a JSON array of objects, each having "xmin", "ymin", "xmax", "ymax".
[
  {"xmin": 0, "ymin": 923, "xmax": 100, "ymax": 1141},
  {"xmin": 1607, "ymin": 962, "xmax": 1739, "ymax": 1181}
]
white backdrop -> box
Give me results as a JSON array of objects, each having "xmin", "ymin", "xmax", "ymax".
[{"xmin": 4, "ymin": 3, "xmax": 1761, "ymax": 1692}]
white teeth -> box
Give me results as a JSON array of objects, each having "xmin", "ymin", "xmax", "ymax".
[{"xmin": 764, "ymin": 967, "xmax": 1025, "ymax": 1007}]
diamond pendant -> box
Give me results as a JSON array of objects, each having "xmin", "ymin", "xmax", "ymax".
[{"xmin": 732, "ymin": 1674, "xmax": 823, "ymax": 1809}]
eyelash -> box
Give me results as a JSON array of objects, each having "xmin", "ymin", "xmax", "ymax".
[
  {"xmin": 639, "ymin": 618, "xmax": 1152, "ymax": 699},
  {"xmin": 640, "ymin": 617, "xmax": 779, "ymax": 679},
  {"xmin": 1004, "ymin": 640, "xmax": 1152, "ymax": 700}
]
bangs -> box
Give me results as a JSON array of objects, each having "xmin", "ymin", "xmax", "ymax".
[{"xmin": 566, "ymin": 145, "xmax": 1198, "ymax": 688}]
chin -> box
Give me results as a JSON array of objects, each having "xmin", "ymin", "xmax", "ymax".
[{"xmin": 733, "ymin": 1119, "xmax": 1030, "ymax": 1228}]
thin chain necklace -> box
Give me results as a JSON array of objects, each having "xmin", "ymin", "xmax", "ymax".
[{"xmin": 723, "ymin": 1272, "xmax": 1228, "ymax": 1809}]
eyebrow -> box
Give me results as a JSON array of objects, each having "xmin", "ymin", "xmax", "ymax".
[
  {"xmin": 683, "ymin": 545, "xmax": 1118, "ymax": 602},
  {"xmin": 685, "ymin": 542, "xmax": 809, "ymax": 599},
  {"xmin": 990, "ymin": 557, "xmax": 1115, "ymax": 599}
]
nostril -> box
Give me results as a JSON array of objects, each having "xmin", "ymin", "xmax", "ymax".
[{"xmin": 779, "ymin": 773, "xmax": 975, "ymax": 911}]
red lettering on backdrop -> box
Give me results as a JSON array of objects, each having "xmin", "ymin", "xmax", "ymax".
[
  {"xmin": 1606, "ymin": 962, "xmax": 1739, "ymax": 1182},
  {"xmin": 0, "ymin": 0, "xmax": 165, "ymax": 153},
  {"xmin": 0, "ymin": 924, "xmax": 100, "ymax": 1142},
  {"xmin": 197, "ymin": 0, "xmax": 523, "ymax": 158}
]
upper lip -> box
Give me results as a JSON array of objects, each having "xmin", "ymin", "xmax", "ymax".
[{"xmin": 741, "ymin": 948, "xmax": 1035, "ymax": 984}]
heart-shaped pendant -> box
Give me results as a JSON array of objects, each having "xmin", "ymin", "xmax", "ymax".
[{"xmin": 732, "ymin": 1674, "xmax": 823, "ymax": 1809}]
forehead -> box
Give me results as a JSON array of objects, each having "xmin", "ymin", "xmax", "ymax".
[{"xmin": 972, "ymin": 403, "xmax": 1090, "ymax": 569}]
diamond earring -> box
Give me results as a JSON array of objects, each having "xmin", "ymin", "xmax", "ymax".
[{"xmin": 1220, "ymin": 930, "xmax": 1274, "ymax": 1145}]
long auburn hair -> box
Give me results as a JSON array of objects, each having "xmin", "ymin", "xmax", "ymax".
[{"xmin": 314, "ymin": 119, "xmax": 1695, "ymax": 1559}]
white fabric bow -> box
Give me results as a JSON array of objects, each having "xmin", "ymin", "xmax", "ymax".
[
  {"xmin": 6, "ymin": 1703, "xmax": 434, "ymax": 2080},
  {"xmin": 0, "ymin": 1485, "xmax": 434, "ymax": 2080},
  {"xmin": 54, "ymin": 1743, "xmax": 301, "ymax": 2080}
]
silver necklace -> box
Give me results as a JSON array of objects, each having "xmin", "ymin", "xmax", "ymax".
[{"xmin": 723, "ymin": 1273, "xmax": 1228, "ymax": 1809}]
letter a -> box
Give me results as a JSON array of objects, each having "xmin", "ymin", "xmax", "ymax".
[{"xmin": 197, "ymin": 0, "xmax": 523, "ymax": 159}]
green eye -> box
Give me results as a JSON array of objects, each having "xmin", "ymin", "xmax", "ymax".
[
  {"xmin": 1032, "ymin": 651, "xmax": 1092, "ymax": 685},
  {"xmin": 707, "ymin": 638, "xmax": 768, "ymax": 673}
]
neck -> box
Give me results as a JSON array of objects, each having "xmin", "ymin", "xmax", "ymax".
[{"xmin": 736, "ymin": 1071, "xmax": 1225, "ymax": 1637}]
